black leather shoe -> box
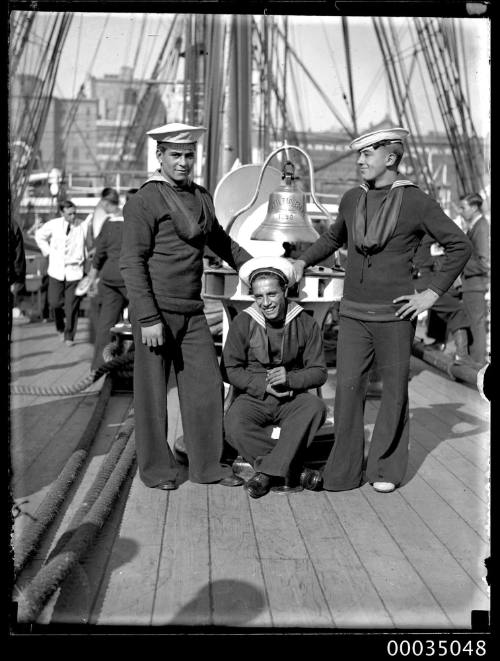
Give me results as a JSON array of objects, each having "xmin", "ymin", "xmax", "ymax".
[
  {"xmin": 155, "ymin": 480, "xmax": 178, "ymax": 491},
  {"xmin": 427, "ymin": 341, "xmax": 446, "ymax": 352},
  {"xmin": 299, "ymin": 467, "xmax": 323, "ymax": 491},
  {"xmin": 217, "ymin": 474, "xmax": 245, "ymax": 487},
  {"xmin": 245, "ymin": 472, "xmax": 273, "ymax": 499}
]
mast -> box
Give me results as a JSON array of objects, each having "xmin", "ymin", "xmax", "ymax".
[
  {"xmin": 342, "ymin": 17, "xmax": 357, "ymax": 135},
  {"xmin": 10, "ymin": 12, "xmax": 73, "ymax": 221},
  {"xmin": 220, "ymin": 15, "xmax": 252, "ymax": 177}
]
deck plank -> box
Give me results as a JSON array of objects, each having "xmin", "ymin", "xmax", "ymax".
[
  {"xmin": 406, "ymin": 424, "xmax": 489, "ymax": 538},
  {"xmin": 362, "ymin": 487, "xmax": 488, "ymax": 628},
  {"xmin": 249, "ymin": 494, "xmax": 334, "ymax": 627},
  {"xmin": 412, "ymin": 364, "xmax": 489, "ymax": 412},
  {"xmin": 397, "ymin": 474, "xmax": 489, "ymax": 594},
  {"xmin": 152, "ymin": 482, "xmax": 211, "ymax": 626},
  {"xmin": 410, "ymin": 378, "xmax": 489, "ymax": 442},
  {"xmin": 208, "ymin": 486, "xmax": 272, "ymax": 627},
  {"xmin": 408, "ymin": 421, "xmax": 488, "ymax": 501},
  {"xmin": 363, "ymin": 399, "xmax": 488, "ymax": 541},
  {"xmin": 408, "ymin": 401, "xmax": 489, "ymax": 472},
  {"xmin": 325, "ymin": 488, "xmax": 452, "ymax": 628},
  {"xmin": 90, "ymin": 468, "xmax": 170, "ymax": 626},
  {"xmin": 288, "ymin": 491, "xmax": 394, "ymax": 628},
  {"xmin": 10, "ymin": 321, "xmax": 95, "ymax": 410},
  {"xmin": 11, "ymin": 394, "xmax": 99, "ymax": 494}
]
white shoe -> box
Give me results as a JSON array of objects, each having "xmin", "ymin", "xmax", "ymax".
[
  {"xmin": 65, "ymin": 339, "xmax": 74, "ymax": 347},
  {"xmin": 372, "ymin": 481, "xmax": 395, "ymax": 493}
]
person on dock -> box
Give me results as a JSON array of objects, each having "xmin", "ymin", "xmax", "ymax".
[
  {"xmin": 85, "ymin": 187, "xmax": 120, "ymax": 345},
  {"xmin": 87, "ymin": 188, "xmax": 129, "ymax": 372},
  {"xmin": 222, "ymin": 257, "xmax": 327, "ymax": 499},
  {"xmin": 412, "ymin": 234, "xmax": 472, "ymax": 364},
  {"xmin": 459, "ymin": 192, "xmax": 490, "ymax": 364},
  {"xmin": 120, "ymin": 123, "xmax": 253, "ymax": 491},
  {"xmin": 292, "ymin": 127, "xmax": 472, "ymax": 494},
  {"xmin": 9, "ymin": 217, "xmax": 26, "ymax": 334},
  {"xmin": 35, "ymin": 200, "xmax": 91, "ymax": 346}
]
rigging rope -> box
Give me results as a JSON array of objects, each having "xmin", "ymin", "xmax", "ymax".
[
  {"xmin": 60, "ymin": 14, "xmax": 111, "ymax": 163},
  {"xmin": 11, "ymin": 13, "xmax": 73, "ymax": 214}
]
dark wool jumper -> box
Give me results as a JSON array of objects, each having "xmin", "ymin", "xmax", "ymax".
[
  {"xmin": 120, "ymin": 180, "xmax": 251, "ymax": 326},
  {"xmin": 222, "ymin": 302, "xmax": 328, "ymax": 398},
  {"xmin": 91, "ymin": 216, "xmax": 128, "ymax": 371},
  {"xmin": 297, "ymin": 183, "xmax": 472, "ymax": 491},
  {"xmin": 222, "ymin": 303, "xmax": 328, "ymax": 477},
  {"xmin": 299, "ymin": 184, "xmax": 472, "ymax": 316},
  {"xmin": 92, "ymin": 217, "xmax": 125, "ymax": 286},
  {"xmin": 118, "ymin": 177, "xmax": 252, "ymax": 487}
]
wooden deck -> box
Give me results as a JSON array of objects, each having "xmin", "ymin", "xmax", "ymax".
[{"xmin": 10, "ymin": 316, "xmax": 490, "ymax": 630}]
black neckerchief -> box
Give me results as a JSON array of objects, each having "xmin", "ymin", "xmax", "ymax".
[
  {"xmin": 353, "ymin": 179, "xmax": 416, "ymax": 256},
  {"xmin": 156, "ymin": 181, "xmax": 215, "ymax": 241}
]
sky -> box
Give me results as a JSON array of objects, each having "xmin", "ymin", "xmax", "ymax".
[{"xmin": 17, "ymin": 12, "xmax": 490, "ymax": 138}]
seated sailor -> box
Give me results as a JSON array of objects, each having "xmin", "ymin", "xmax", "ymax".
[{"xmin": 222, "ymin": 256, "xmax": 328, "ymax": 499}]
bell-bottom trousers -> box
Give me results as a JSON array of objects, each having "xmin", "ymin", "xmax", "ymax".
[
  {"xmin": 322, "ymin": 315, "xmax": 415, "ymax": 491},
  {"xmin": 131, "ymin": 309, "xmax": 233, "ymax": 487},
  {"xmin": 225, "ymin": 391, "xmax": 326, "ymax": 477}
]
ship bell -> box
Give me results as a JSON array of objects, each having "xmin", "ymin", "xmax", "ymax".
[{"xmin": 251, "ymin": 160, "xmax": 320, "ymax": 244}]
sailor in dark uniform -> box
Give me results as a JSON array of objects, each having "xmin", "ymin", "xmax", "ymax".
[
  {"xmin": 293, "ymin": 127, "xmax": 472, "ymax": 494},
  {"xmin": 222, "ymin": 257, "xmax": 327, "ymax": 498},
  {"xmin": 120, "ymin": 123, "xmax": 252, "ymax": 490}
]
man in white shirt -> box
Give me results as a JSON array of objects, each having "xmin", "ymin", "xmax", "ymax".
[{"xmin": 35, "ymin": 200, "xmax": 91, "ymax": 346}]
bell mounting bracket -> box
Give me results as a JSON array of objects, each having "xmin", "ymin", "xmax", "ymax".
[{"xmin": 226, "ymin": 142, "xmax": 334, "ymax": 234}]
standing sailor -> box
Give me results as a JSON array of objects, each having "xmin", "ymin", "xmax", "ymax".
[
  {"xmin": 120, "ymin": 123, "xmax": 252, "ymax": 490},
  {"xmin": 293, "ymin": 128, "xmax": 472, "ymax": 493}
]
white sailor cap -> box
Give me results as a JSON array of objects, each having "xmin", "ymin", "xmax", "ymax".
[
  {"xmin": 147, "ymin": 122, "xmax": 206, "ymax": 148},
  {"xmin": 349, "ymin": 127, "xmax": 409, "ymax": 151},
  {"xmin": 239, "ymin": 256, "xmax": 297, "ymax": 289}
]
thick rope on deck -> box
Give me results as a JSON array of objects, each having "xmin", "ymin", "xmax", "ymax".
[
  {"xmin": 16, "ymin": 436, "xmax": 137, "ymax": 624},
  {"xmin": 45, "ymin": 407, "xmax": 135, "ymax": 562},
  {"xmin": 10, "ymin": 351, "xmax": 135, "ymax": 396},
  {"xmin": 412, "ymin": 339, "xmax": 481, "ymax": 387},
  {"xmin": 13, "ymin": 377, "xmax": 113, "ymax": 577}
]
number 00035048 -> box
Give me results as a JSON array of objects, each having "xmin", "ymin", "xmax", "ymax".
[{"xmin": 386, "ymin": 639, "xmax": 486, "ymax": 657}]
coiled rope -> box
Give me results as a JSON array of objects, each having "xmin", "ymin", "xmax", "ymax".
[
  {"xmin": 11, "ymin": 350, "xmax": 135, "ymax": 396},
  {"xmin": 16, "ymin": 425, "xmax": 137, "ymax": 624}
]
